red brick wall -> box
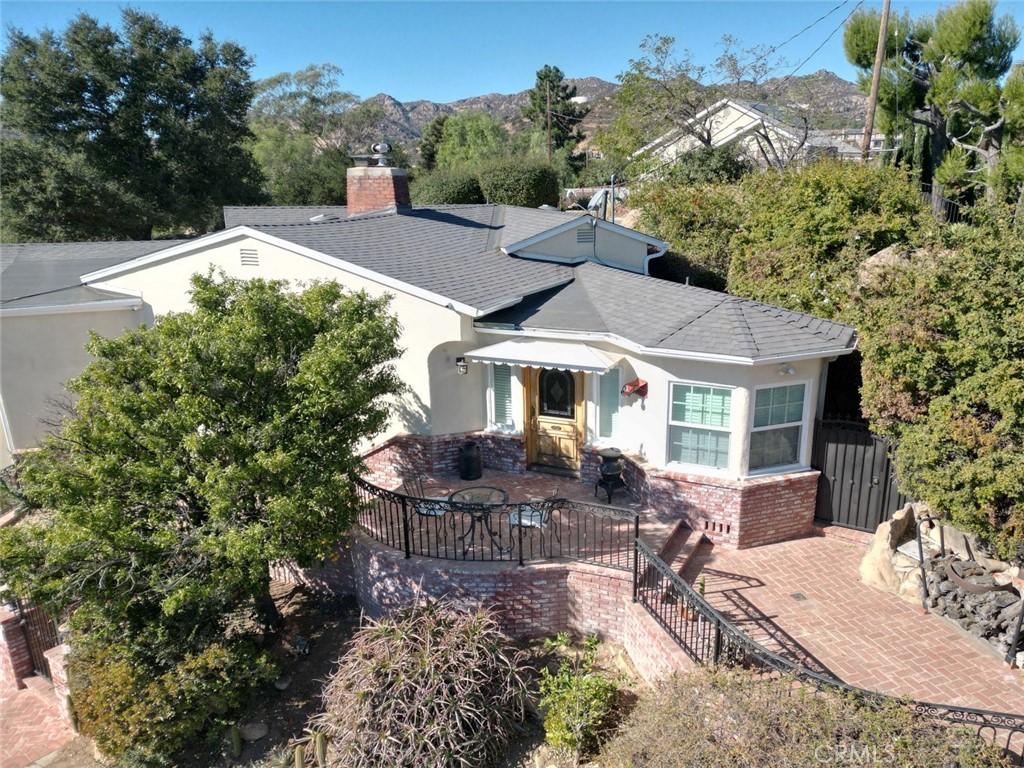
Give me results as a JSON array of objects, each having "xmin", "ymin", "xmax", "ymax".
[
  {"xmin": 270, "ymin": 539, "xmax": 357, "ymax": 595},
  {"xmin": 625, "ymin": 458, "xmax": 820, "ymax": 550},
  {"xmin": 621, "ymin": 599, "xmax": 693, "ymax": 684},
  {"xmin": 361, "ymin": 432, "xmax": 527, "ymax": 488},
  {"xmin": 0, "ymin": 609, "xmax": 32, "ymax": 690},
  {"xmin": 349, "ymin": 532, "xmax": 694, "ymax": 682},
  {"xmin": 346, "ymin": 167, "xmax": 411, "ymax": 216}
]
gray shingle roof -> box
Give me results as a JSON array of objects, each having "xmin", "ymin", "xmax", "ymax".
[
  {"xmin": 1, "ymin": 241, "xmax": 188, "ymax": 309},
  {"xmin": 223, "ymin": 206, "xmax": 348, "ymax": 228},
  {"xmin": 250, "ymin": 205, "xmax": 573, "ymax": 313},
  {"xmin": 479, "ymin": 262, "xmax": 855, "ymax": 361},
  {"xmin": 497, "ymin": 207, "xmax": 587, "ymax": 249}
]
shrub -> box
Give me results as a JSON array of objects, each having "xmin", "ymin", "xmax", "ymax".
[
  {"xmin": 478, "ymin": 160, "xmax": 560, "ymax": 207},
  {"xmin": 538, "ymin": 633, "xmax": 618, "ymax": 761},
  {"xmin": 69, "ymin": 630, "xmax": 276, "ymax": 762},
  {"xmin": 305, "ymin": 599, "xmax": 528, "ymax": 767},
  {"xmin": 599, "ymin": 666, "xmax": 1010, "ymax": 767},
  {"xmin": 410, "ymin": 169, "xmax": 484, "ymax": 205}
]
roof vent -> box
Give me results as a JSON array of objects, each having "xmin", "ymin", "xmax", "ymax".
[
  {"xmin": 308, "ymin": 213, "xmax": 340, "ymax": 223},
  {"xmin": 240, "ymin": 248, "xmax": 259, "ymax": 268},
  {"xmin": 576, "ymin": 227, "xmax": 596, "ymax": 244}
]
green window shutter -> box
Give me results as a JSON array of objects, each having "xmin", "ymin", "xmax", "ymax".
[
  {"xmin": 492, "ymin": 364, "xmax": 513, "ymax": 426},
  {"xmin": 599, "ymin": 369, "xmax": 621, "ymax": 438}
]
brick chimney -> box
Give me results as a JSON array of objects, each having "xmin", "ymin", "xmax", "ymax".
[{"xmin": 346, "ymin": 165, "xmax": 411, "ymax": 217}]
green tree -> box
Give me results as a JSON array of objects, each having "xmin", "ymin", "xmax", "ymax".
[
  {"xmin": 0, "ymin": 275, "xmax": 402, "ymax": 756},
  {"xmin": 418, "ymin": 113, "xmax": 450, "ymax": 171},
  {"xmin": 249, "ymin": 63, "xmax": 385, "ymax": 205},
  {"xmin": 595, "ymin": 34, "xmax": 786, "ymax": 171},
  {"xmin": 843, "ymin": 0, "xmax": 1021, "ymax": 201},
  {"xmin": 411, "ymin": 169, "xmax": 485, "ymax": 204},
  {"xmin": 0, "ymin": 10, "xmax": 265, "ymax": 241},
  {"xmin": 727, "ymin": 160, "xmax": 930, "ymax": 319},
  {"xmin": 250, "ymin": 63, "xmax": 383, "ymax": 152},
  {"xmin": 478, "ymin": 160, "xmax": 560, "ymax": 207},
  {"xmin": 249, "ymin": 127, "xmax": 349, "ymax": 205},
  {"xmin": 434, "ymin": 111, "xmax": 510, "ymax": 172},
  {"xmin": 521, "ymin": 65, "xmax": 589, "ymax": 158},
  {"xmin": 853, "ymin": 207, "xmax": 1024, "ymax": 556}
]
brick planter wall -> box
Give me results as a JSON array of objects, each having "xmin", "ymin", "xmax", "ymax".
[{"xmin": 0, "ymin": 608, "xmax": 33, "ymax": 690}]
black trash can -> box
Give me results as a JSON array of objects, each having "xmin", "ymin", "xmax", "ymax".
[{"xmin": 458, "ymin": 440, "xmax": 482, "ymax": 481}]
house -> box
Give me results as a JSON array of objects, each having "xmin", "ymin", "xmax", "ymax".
[
  {"xmin": 0, "ymin": 160, "xmax": 856, "ymax": 549},
  {"xmin": 636, "ymin": 97, "xmax": 850, "ymax": 174}
]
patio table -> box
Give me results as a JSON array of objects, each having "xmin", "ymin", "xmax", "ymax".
[{"xmin": 449, "ymin": 486, "xmax": 510, "ymax": 554}]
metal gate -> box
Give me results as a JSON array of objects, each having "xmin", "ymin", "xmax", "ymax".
[
  {"xmin": 14, "ymin": 598, "xmax": 60, "ymax": 681},
  {"xmin": 811, "ymin": 419, "xmax": 910, "ymax": 532}
]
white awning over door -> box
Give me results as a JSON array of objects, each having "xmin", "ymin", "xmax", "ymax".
[{"xmin": 465, "ymin": 338, "xmax": 621, "ymax": 373}]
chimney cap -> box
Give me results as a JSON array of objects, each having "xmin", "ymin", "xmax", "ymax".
[{"xmin": 352, "ymin": 141, "xmax": 393, "ymax": 168}]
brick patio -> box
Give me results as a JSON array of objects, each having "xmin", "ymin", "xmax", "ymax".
[
  {"xmin": 0, "ymin": 677, "xmax": 75, "ymax": 768},
  {"xmin": 683, "ymin": 535, "xmax": 1024, "ymax": 713}
]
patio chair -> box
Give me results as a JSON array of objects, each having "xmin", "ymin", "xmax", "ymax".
[
  {"xmin": 510, "ymin": 487, "xmax": 562, "ymax": 549},
  {"xmin": 401, "ymin": 474, "xmax": 451, "ymax": 518}
]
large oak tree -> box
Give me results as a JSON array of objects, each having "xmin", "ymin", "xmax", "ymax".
[{"xmin": 0, "ymin": 10, "xmax": 266, "ymax": 241}]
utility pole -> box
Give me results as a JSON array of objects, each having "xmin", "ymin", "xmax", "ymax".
[
  {"xmin": 546, "ymin": 80, "xmax": 553, "ymax": 165},
  {"xmin": 862, "ymin": 0, "xmax": 891, "ymax": 164}
]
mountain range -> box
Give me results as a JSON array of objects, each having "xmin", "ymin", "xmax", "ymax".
[{"xmin": 367, "ymin": 70, "xmax": 867, "ymax": 145}]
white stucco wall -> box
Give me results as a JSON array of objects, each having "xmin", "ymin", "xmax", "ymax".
[
  {"xmin": 0, "ymin": 306, "xmax": 149, "ymax": 457},
  {"xmin": 90, "ymin": 233, "xmax": 474, "ymax": 439}
]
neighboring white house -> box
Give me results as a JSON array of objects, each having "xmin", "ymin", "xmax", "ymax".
[
  {"xmin": 0, "ymin": 163, "xmax": 856, "ymax": 548},
  {"xmin": 636, "ymin": 98, "xmax": 853, "ymax": 175}
]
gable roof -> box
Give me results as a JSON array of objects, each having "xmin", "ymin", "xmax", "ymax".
[
  {"xmin": 1, "ymin": 240, "xmax": 187, "ymax": 313},
  {"xmin": 477, "ymin": 262, "xmax": 856, "ymax": 363}
]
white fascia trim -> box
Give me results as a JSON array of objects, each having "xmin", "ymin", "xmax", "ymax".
[
  {"xmin": 80, "ymin": 226, "xmax": 484, "ymax": 318},
  {"xmin": 80, "ymin": 227, "xmax": 251, "ymax": 282},
  {"xmin": 0, "ymin": 296, "xmax": 143, "ymax": 317},
  {"xmin": 472, "ymin": 325, "xmax": 856, "ymax": 365}
]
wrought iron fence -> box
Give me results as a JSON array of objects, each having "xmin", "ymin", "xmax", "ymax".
[
  {"xmin": 354, "ymin": 477, "xmax": 639, "ymax": 571},
  {"xmin": 634, "ymin": 539, "xmax": 1024, "ymax": 764},
  {"xmin": 13, "ymin": 597, "xmax": 61, "ymax": 681}
]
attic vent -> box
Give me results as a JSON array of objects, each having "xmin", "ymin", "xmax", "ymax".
[
  {"xmin": 240, "ymin": 248, "xmax": 259, "ymax": 268},
  {"xmin": 576, "ymin": 227, "xmax": 596, "ymax": 245}
]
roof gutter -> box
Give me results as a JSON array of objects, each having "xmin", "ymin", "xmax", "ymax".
[{"xmin": 0, "ymin": 296, "xmax": 144, "ymax": 317}]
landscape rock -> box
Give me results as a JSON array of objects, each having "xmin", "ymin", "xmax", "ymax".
[
  {"xmin": 239, "ymin": 722, "xmax": 269, "ymax": 742},
  {"xmin": 859, "ymin": 505, "xmax": 921, "ymax": 603}
]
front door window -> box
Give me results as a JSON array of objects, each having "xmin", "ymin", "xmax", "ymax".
[{"xmin": 539, "ymin": 369, "xmax": 575, "ymax": 418}]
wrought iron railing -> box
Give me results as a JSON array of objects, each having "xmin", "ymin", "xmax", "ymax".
[
  {"xmin": 634, "ymin": 539, "xmax": 1024, "ymax": 764},
  {"xmin": 354, "ymin": 477, "xmax": 639, "ymax": 571}
]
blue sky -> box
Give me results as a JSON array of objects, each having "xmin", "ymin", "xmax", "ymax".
[{"xmin": 2, "ymin": 1, "xmax": 1022, "ymax": 103}]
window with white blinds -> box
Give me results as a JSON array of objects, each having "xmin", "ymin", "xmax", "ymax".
[
  {"xmin": 668, "ymin": 383, "xmax": 732, "ymax": 469},
  {"xmin": 598, "ymin": 368, "xmax": 621, "ymax": 439},
  {"xmin": 491, "ymin": 364, "xmax": 513, "ymax": 428}
]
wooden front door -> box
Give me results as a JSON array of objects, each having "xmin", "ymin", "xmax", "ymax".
[{"xmin": 526, "ymin": 368, "xmax": 584, "ymax": 472}]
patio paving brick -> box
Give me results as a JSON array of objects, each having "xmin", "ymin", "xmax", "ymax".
[
  {"xmin": 0, "ymin": 677, "xmax": 75, "ymax": 768},
  {"xmin": 683, "ymin": 535, "xmax": 1024, "ymax": 713}
]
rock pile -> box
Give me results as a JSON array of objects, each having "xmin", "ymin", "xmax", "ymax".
[{"xmin": 925, "ymin": 559, "xmax": 1023, "ymax": 657}]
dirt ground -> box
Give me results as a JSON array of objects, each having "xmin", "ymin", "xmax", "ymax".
[{"xmin": 43, "ymin": 582, "xmax": 642, "ymax": 768}]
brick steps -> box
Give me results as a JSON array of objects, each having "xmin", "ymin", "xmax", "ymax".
[{"xmin": 655, "ymin": 524, "xmax": 706, "ymax": 582}]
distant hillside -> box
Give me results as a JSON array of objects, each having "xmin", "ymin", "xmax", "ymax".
[{"xmin": 367, "ymin": 70, "xmax": 865, "ymax": 148}]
